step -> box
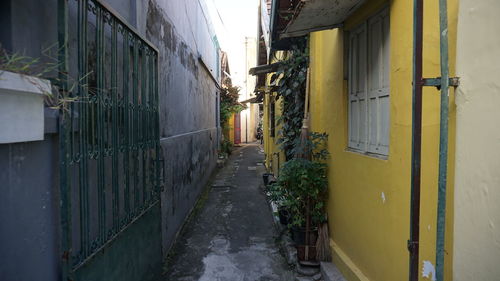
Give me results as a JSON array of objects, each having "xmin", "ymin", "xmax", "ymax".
[{"xmin": 320, "ymin": 262, "xmax": 347, "ymax": 281}]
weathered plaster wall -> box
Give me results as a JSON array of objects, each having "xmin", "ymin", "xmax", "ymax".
[
  {"xmin": 142, "ymin": 0, "xmax": 219, "ymax": 254},
  {"xmin": 453, "ymin": 1, "xmax": 500, "ymax": 280},
  {"xmin": 0, "ymin": 1, "xmax": 61, "ymax": 280},
  {"xmin": 0, "ymin": 135, "xmax": 60, "ymax": 281}
]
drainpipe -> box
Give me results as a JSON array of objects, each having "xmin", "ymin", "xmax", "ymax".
[
  {"xmin": 435, "ymin": 0, "xmax": 450, "ymax": 280},
  {"xmin": 408, "ymin": 0, "xmax": 424, "ymax": 280},
  {"xmin": 410, "ymin": 0, "xmax": 457, "ymax": 280}
]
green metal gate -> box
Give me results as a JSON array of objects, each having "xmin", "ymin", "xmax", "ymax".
[{"xmin": 58, "ymin": 0, "xmax": 163, "ymax": 279}]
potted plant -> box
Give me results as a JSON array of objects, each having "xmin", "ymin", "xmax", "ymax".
[
  {"xmin": 268, "ymin": 181, "xmax": 291, "ymax": 226},
  {"xmin": 269, "ymin": 133, "xmax": 329, "ymax": 261}
]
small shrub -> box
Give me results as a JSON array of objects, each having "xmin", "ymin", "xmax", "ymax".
[
  {"xmin": 268, "ymin": 132, "xmax": 329, "ymax": 228},
  {"xmin": 220, "ymin": 140, "xmax": 233, "ymax": 156}
]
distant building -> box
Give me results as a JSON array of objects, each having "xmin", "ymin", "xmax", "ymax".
[
  {"xmin": 239, "ymin": 36, "xmax": 259, "ymax": 143},
  {"xmin": 220, "ymin": 50, "xmax": 240, "ymax": 144}
]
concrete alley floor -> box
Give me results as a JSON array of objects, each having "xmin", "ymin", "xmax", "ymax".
[{"xmin": 162, "ymin": 143, "xmax": 294, "ymax": 281}]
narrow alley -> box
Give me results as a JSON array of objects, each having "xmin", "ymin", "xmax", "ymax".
[
  {"xmin": 1, "ymin": 0, "xmax": 500, "ymax": 281},
  {"xmin": 163, "ymin": 144, "xmax": 294, "ymax": 281}
]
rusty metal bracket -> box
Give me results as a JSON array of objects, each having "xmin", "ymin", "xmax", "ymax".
[{"xmin": 422, "ymin": 77, "xmax": 460, "ymax": 90}]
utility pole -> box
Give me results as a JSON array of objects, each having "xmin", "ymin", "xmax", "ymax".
[{"xmin": 244, "ymin": 37, "xmax": 248, "ymax": 143}]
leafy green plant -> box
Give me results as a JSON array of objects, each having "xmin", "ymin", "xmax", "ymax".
[
  {"xmin": 220, "ymin": 79, "xmax": 245, "ymax": 129},
  {"xmin": 0, "ymin": 44, "xmax": 86, "ymax": 111},
  {"xmin": 269, "ymin": 132, "xmax": 329, "ymax": 228},
  {"xmin": 220, "ymin": 139, "xmax": 233, "ymax": 157},
  {"xmin": 275, "ymin": 39, "xmax": 309, "ymax": 160},
  {"xmin": 219, "ymin": 80, "xmax": 244, "ymax": 148}
]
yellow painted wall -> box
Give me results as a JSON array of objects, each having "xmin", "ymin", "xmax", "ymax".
[
  {"xmin": 228, "ymin": 113, "xmax": 235, "ymax": 144},
  {"xmin": 453, "ymin": 0, "xmax": 500, "ymax": 280},
  {"xmin": 263, "ymin": 52, "xmax": 286, "ymax": 176},
  {"xmin": 263, "ymin": 92, "xmax": 272, "ymax": 169},
  {"xmin": 263, "ymin": 92, "xmax": 285, "ymax": 176},
  {"xmin": 308, "ymin": 0, "xmax": 457, "ymax": 280}
]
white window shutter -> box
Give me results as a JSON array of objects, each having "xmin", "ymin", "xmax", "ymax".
[
  {"xmin": 348, "ymin": 24, "xmax": 368, "ymax": 150},
  {"xmin": 348, "ymin": 30, "xmax": 358, "ymax": 148},
  {"xmin": 378, "ymin": 11, "xmax": 390, "ymax": 155},
  {"xmin": 348, "ymin": 7, "xmax": 389, "ymax": 156},
  {"xmin": 367, "ymin": 9, "xmax": 390, "ymax": 155}
]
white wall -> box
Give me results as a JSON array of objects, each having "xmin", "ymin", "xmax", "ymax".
[
  {"xmin": 453, "ymin": 1, "xmax": 500, "ymax": 280},
  {"xmin": 240, "ymin": 37, "xmax": 257, "ymax": 143}
]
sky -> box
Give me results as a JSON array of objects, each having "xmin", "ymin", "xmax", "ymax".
[{"xmin": 206, "ymin": 0, "xmax": 259, "ymax": 90}]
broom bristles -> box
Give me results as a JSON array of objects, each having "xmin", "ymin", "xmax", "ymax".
[{"xmin": 316, "ymin": 222, "xmax": 332, "ymax": 262}]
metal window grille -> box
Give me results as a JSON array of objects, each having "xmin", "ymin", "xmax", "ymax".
[{"xmin": 58, "ymin": 0, "xmax": 163, "ymax": 276}]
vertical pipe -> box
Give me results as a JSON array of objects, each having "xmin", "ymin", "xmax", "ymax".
[
  {"xmin": 409, "ymin": 0, "xmax": 424, "ymax": 280},
  {"xmin": 58, "ymin": 0, "xmax": 72, "ymax": 279},
  {"xmin": 435, "ymin": 0, "xmax": 450, "ymax": 280}
]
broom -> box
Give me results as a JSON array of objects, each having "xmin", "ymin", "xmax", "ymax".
[
  {"xmin": 316, "ymin": 217, "xmax": 332, "ymax": 262},
  {"xmin": 298, "ymin": 65, "xmax": 331, "ymax": 262}
]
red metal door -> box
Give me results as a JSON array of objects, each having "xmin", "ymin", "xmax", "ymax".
[{"xmin": 234, "ymin": 113, "xmax": 241, "ymax": 144}]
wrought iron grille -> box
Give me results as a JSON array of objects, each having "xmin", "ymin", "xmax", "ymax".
[{"xmin": 59, "ymin": 0, "xmax": 162, "ymax": 274}]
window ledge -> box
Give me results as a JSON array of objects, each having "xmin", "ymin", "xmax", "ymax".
[{"xmin": 345, "ymin": 148, "xmax": 388, "ymax": 160}]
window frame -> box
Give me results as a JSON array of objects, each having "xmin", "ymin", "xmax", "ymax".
[{"xmin": 347, "ymin": 7, "xmax": 390, "ymax": 157}]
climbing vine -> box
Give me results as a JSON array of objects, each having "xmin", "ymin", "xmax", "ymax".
[
  {"xmin": 220, "ymin": 80, "xmax": 244, "ymax": 128},
  {"xmin": 275, "ymin": 39, "xmax": 309, "ymax": 160},
  {"xmin": 219, "ymin": 81, "xmax": 245, "ymax": 155}
]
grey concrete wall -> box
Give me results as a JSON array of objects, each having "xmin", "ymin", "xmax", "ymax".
[
  {"xmin": 141, "ymin": 0, "xmax": 220, "ymax": 255},
  {"xmin": 0, "ymin": 1, "xmax": 61, "ymax": 280},
  {"xmin": 0, "ymin": 0, "xmax": 220, "ymax": 280},
  {"xmin": 0, "ymin": 135, "xmax": 60, "ymax": 281}
]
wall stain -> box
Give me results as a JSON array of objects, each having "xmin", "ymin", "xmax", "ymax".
[{"xmin": 146, "ymin": 0, "xmax": 198, "ymax": 76}]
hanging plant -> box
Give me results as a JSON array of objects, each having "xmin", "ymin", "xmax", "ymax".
[{"xmin": 275, "ymin": 39, "xmax": 309, "ymax": 160}]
